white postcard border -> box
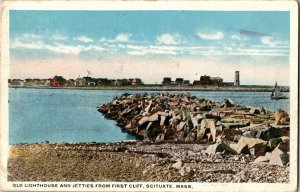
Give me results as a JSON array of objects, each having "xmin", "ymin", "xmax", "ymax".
[{"xmin": 0, "ymin": 1, "xmax": 298, "ymax": 191}]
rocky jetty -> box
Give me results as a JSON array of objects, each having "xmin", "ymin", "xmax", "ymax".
[{"xmin": 98, "ymin": 93, "xmax": 290, "ymax": 166}]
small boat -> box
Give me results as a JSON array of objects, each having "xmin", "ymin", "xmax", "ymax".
[{"xmin": 271, "ymin": 82, "xmax": 288, "ymax": 100}]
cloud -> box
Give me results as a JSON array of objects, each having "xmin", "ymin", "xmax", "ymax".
[
  {"xmin": 126, "ymin": 44, "xmax": 222, "ymax": 56},
  {"xmin": 73, "ymin": 35, "xmax": 94, "ymax": 43},
  {"xmin": 11, "ymin": 39, "xmax": 44, "ymax": 50},
  {"xmin": 227, "ymin": 47, "xmax": 289, "ymax": 57},
  {"xmin": 197, "ymin": 31, "xmax": 224, "ymax": 40},
  {"xmin": 11, "ymin": 32, "xmax": 289, "ymax": 58},
  {"xmin": 11, "ymin": 38, "xmax": 105, "ymax": 56},
  {"xmin": 51, "ymin": 34, "xmax": 68, "ymax": 41},
  {"xmin": 260, "ymin": 36, "xmax": 287, "ymax": 47},
  {"xmin": 156, "ymin": 34, "xmax": 181, "ymax": 45},
  {"xmin": 126, "ymin": 44, "xmax": 145, "ymax": 50},
  {"xmin": 100, "ymin": 33, "xmax": 132, "ymax": 43},
  {"xmin": 115, "ymin": 33, "xmax": 132, "ymax": 42}
]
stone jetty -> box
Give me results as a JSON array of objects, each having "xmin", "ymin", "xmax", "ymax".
[{"xmin": 98, "ymin": 93, "xmax": 290, "ymax": 166}]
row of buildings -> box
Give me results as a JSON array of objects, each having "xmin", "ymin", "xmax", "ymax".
[
  {"xmin": 162, "ymin": 71, "xmax": 240, "ymax": 87},
  {"xmin": 8, "ymin": 76, "xmax": 143, "ymax": 87},
  {"xmin": 9, "ymin": 71, "xmax": 241, "ymax": 88}
]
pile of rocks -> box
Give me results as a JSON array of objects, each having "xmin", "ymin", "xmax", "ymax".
[{"xmin": 98, "ymin": 93, "xmax": 290, "ymax": 166}]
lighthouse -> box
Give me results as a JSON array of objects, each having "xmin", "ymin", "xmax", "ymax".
[{"xmin": 234, "ymin": 71, "xmax": 240, "ymax": 86}]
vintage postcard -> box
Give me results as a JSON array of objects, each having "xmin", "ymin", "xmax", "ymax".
[{"xmin": 0, "ymin": 0, "xmax": 298, "ymax": 191}]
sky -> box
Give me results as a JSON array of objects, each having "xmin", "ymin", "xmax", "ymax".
[{"xmin": 9, "ymin": 11, "xmax": 290, "ymax": 85}]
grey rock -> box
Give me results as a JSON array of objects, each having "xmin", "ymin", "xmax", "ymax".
[
  {"xmin": 275, "ymin": 109, "xmax": 290, "ymax": 125},
  {"xmin": 249, "ymin": 108, "xmax": 260, "ymax": 115},
  {"xmin": 268, "ymin": 138, "xmax": 283, "ymax": 150},
  {"xmin": 242, "ymin": 130, "xmax": 255, "ymax": 138},
  {"xmin": 138, "ymin": 117, "xmax": 149, "ymax": 126},
  {"xmin": 177, "ymin": 121, "xmax": 186, "ymax": 132},
  {"xmin": 253, "ymin": 155, "xmax": 270, "ymax": 164},
  {"xmin": 269, "ymin": 147, "xmax": 289, "ymax": 166},
  {"xmin": 224, "ymin": 98, "xmax": 235, "ymax": 108},
  {"xmin": 172, "ymin": 160, "xmax": 183, "ymax": 170},
  {"xmin": 148, "ymin": 113, "xmax": 159, "ymax": 122},
  {"xmin": 160, "ymin": 116, "xmax": 166, "ymax": 126}
]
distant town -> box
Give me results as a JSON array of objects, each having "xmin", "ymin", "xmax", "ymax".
[
  {"xmin": 8, "ymin": 71, "xmax": 289, "ymax": 92},
  {"xmin": 9, "ymin": 71, "xmax": 241, "ymax": 88}
]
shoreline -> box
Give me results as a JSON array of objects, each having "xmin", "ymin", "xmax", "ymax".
[
  {"xmin": 8, "ymin": 141, "xmax": 289, "ymax": 182},
  {"xmin": 9, "ymin": 85, "xmax": 289, "ymax": 92}
]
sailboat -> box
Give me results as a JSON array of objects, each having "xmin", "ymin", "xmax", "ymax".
[{"xmin": 271, "ymin": 82, "xmax": 288, "ymax": 100}]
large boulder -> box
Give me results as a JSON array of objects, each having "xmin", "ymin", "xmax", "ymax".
[
  {"xmin": 223, "ymin": 98, "xmax": 235, "ymax": 108},
  {"xmin": 253, "ymin": 155, "xmax": 270, "ymax": 164},
  {"xmin": 202, "ymin": 136, "xmax": 235, "ymax": 155},
  {"xmin": 199, "ymin": 105, "xmax": 212, "ymax": 111},
  {"xmin": 196, "ymin": 126, "xmax": 207, "ymax": 140},
  {"xmin": 202, "ymin": 119, "xmax": 217, "ymax": 141},
  {"xmin": 230, "ymin": 137, "xmax": 267, "ymax": 157},
  {"xmin": 201, "ymin": 142, "xmax": 227, "ymax": 155},
  {"xmin": 249, "ymin": 108, "xmax": 260, "ymax": 115},
  {"xmin": 222, "ymin": 121, "xmax": 250, "ymax": 129},
  {"xmin": 190, "ymin": 114, "xmax": 203, "ymax": 128},
  {"xmin": 155, "ymin": 133, "xmax": 165, "ymax": 142},
  {"xmin": 144, "ymin": 100, "xmax": 153, "ymax": 113},
  {"xmin": 148, "ymin": 113, "xmax": 159, "ymax": 122},
  {"xmin": 177, "ymin": 121, "xmax": 186, "ymax": 132},
  {"xmin": 277, "ymin": 136, "xmax": 289, "ymax": 152},
  {"xmin": 269, "ymin": 146, "xmax": 289, "ymax": 166},
  {"xmin": 267, "ymin": 138, "xmax": 282, "ymax": 151},
  {"xmin": 138, "ymin": 117, "xmax": 149, "ymax": 126},
  {"xmin": 258, "ymin": 127, "xmax": 289, "ymax": 140},
  {"xmin": 185, "ymin": 132, "xmax": 196, "ymax": 142},
  {"xmin": 160, "ymin": 115, "xmax": 166, "ymax": 126},
  {"xmin": 275, "ymin": 109, "xmax": 290, "ymax": 125},
  {"xmin": 172, "ymin": 160, "xmax": 183, "ymax": 170},
  {"xmin": 260, "ymin": 107, "xmax": 268, "ymax": 115}
]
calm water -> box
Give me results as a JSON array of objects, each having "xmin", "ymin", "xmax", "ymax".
[{"xmin": 9, "ymin": 88, "xmax": 289, "ymax": 144}]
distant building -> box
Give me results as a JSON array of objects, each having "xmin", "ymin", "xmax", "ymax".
[
  {"xmin": 193, "ymin": 75, "xmax": 223, "ymax": 87},
  {"xmin": 75, "ymin": 77, "xmax": 96, "ymax": 86},
  {"xmin": 192, "ymin": 80, "xmax": 200, "ymax": 86},
  {"xmin": 50, "ymin": 76, "xmax": 66, "ymax": 87},
  {"xmin": 162, "ymin": 77, "xmax": 172, "ymax": 85},
  {"xmin": 132, "ymin": 78, "xmax": 142, "ymax": 85},
  {"xmin": 115, "ymin": 79, "xmax": 132, "ymax": 86},
  {"xmin": 9, "ymin": 79, "xmax": 24, "ymax": 86},
  {"xmin": 175, "ymin": 78, "xmax": 184, "ymax": 85},
  {"xmin": 39, "ymin": 79, "xmax": 50, "ymax": 86},
  {"xmin": 66, "ymin": 79, "xmax": 75, "ymax": 86},
  {"xmin": 96, "ymin": 78, "xmax": 111, "ymax": 85},
  {"xmin": 183, "ymin": 80, "xmax": 190, "ymax": 85},
  {"xmin": 24, "ymin": 79, "xmax": 33, "ymax": 85},
  {"xmin": 193, "ymin": 74, "xmax": 236, "ymax": 87},
  {"xmin": 235, "ymin": 71, "xmax": 240, "ymax": 86}
]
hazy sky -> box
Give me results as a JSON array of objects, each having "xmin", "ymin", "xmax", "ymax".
[{"xmin": 10, "ymin": 11, "xmax": 290, "ymax": 85}]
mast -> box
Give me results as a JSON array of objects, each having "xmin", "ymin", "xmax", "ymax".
[{"xmin": 274, "ymin": 81, "xmax": 282, "ymax": 98}]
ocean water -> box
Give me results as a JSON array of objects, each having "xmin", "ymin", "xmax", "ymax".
[{"xmin": 9, "ymin": 88, "xmax": 289, "ymax": 144}]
